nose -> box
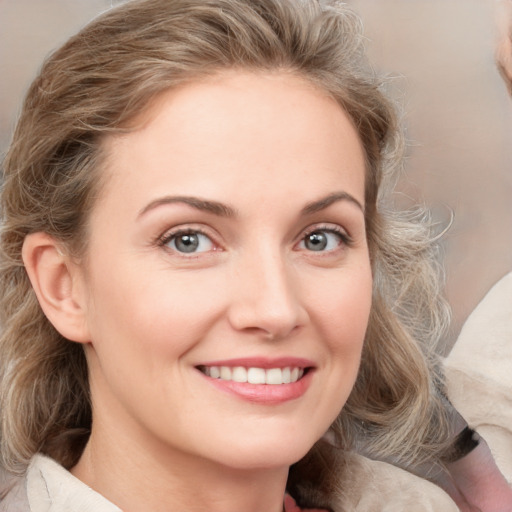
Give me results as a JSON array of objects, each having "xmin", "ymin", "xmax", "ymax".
[{"xmin": 227, "ymin": 249, "xmax": 308, "ymax": 340}]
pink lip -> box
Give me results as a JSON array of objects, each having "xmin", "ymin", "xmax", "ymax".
[
  {"xmin": 195, "ymin": 357, "xmax": 315, "ymax": 405},
  {"xmin": 196, "ymin": 356, "xmax": 315, "ymax": 369}
]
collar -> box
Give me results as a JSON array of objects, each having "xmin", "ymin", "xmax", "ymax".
[{"xmin": 26, "ymin": 454, "xmax": 121, "ymax": 512}]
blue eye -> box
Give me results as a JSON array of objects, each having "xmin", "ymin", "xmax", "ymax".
[
  {"xmin": 300, "ymin": 229, "xmax": 346, "ymax": 252},
  {"xmin": 165, "ymin": 231, "xmax": 214, "ymax": 254}
]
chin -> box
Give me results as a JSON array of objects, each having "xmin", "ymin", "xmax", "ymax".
[{"xmin": 209, "ymin": 432, "xmax": 320, "ymax": 471}]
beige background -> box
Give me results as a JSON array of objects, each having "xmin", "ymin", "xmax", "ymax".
[{"xmin": 1, "ymin": 0, "xmax": 511, "ymax": 352}]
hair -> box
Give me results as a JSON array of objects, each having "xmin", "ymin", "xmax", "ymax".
[{"xmin": 0, "ymin": 0, "xmax": 451, "ymax": 502}]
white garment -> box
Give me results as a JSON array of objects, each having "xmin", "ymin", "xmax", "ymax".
[
  {"xmin": 445, "ymin": 271, "xmax": 512, "ymax": 483},
  {"xmin": 0, "ymin": 452, "xmax": 458, "ymax": 512},
  {"xmin": 0, "ymin": 455, "xmax": 119, "ymax": 512}
]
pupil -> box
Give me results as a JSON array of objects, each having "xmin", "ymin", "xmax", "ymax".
[
  {"xmin": 306, "ymin": 232, "xmax": 327, "ymax": 251},
  {"xmin": 176, "ymin": 233, "xmax": 199, "ymax": 253}
]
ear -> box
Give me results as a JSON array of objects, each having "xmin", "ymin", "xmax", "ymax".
[{"xmin": 22, "ymin": 232, "xmax": 90, "ymax": 343}]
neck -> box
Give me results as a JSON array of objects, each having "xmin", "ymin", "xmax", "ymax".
[{"xmin": 71, "ymin": 423, "xmax": 289, "ymax": 512}]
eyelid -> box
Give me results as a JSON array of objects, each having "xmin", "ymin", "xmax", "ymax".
[
  {"xmin": 295, "ymin": 223, "xmax": 353, "ymax": 250},
  {"xmin": 156, "ymin": 224, "xmax": 222, "ymax": 254}
]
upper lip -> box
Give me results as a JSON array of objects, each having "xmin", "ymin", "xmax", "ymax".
[{"xmin": 195, "ymin": 357, "xmax": 315, "ymax": 369}]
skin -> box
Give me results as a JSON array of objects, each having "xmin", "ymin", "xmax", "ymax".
[
  {"xmin": 24, "ymin": 72, "xmax": 373, "ymax": 512},
  {"xmin": 446, "ymin": 439, "xmax": 512, "ymax": 512}
]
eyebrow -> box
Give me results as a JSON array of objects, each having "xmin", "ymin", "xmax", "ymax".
[
  {"xmin": 301, "ymin": 192, "xmax": 364, "ymax": 215},
  {"xmin": 138, "ymin": 196, "xmax": 237, "ymax": 219},
  {"xmin": 138, "ymin": 190, "xmax": 363, "ymax": 220}
]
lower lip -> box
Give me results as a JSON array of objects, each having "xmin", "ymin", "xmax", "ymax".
[{"xmin": 200, "ymin": 370, "xmax": 313, "ymax": 405}]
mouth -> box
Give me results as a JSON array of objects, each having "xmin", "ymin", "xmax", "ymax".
[
  {"xmin": 195, "ymin": 357, "xmax": 315, "ymax": 403},
  {"xmin": 196, "ymin": 365, "xmax": 307, "ymax": 385}
]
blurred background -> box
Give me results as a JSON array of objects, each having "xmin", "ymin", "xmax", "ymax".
[{"xmin": 1, "ymin": 0, "xmax": 511, "ymax": 353}]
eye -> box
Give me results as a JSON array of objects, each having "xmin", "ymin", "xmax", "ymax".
[
  {"xmin": 163, "ymin": 230, "xmax": 215, "ymax": 254},
  {"xmin": 298, "ymin": 227, "xmax": 348, "ymax": 252}
]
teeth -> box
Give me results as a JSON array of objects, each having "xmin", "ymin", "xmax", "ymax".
[
  {"xmin": 202, "ymin": 366, "xmax": 305, "ymax": 385},
  {"xmin": 247, "ymin": 367, "xmax": 266, "ymax": 384},
  {"xmin": 220, "ymin": 366, "xmax": 232, "ymax": 380},
  {"xmin": 265, "ymin": 368, "xmax": 283, "ymax": 385},
  {"xmin": 232, "ymin": 366, "xmax": 247, "ymax": 383}
]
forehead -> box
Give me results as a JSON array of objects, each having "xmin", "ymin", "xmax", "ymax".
[{"xmin": 98, "ymin": 71, "xmax": 366, "ymax": 214}]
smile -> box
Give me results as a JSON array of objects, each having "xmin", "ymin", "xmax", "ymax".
[
  {"xmin": 198, "ymin": 366, "xmax": 305, "ymax": 385},
  {"xmin": 195, "ymin": 357, "xmax": 314, "ymax": 404}
]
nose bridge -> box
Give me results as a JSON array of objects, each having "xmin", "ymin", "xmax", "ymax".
[{"xmin": 228, "ymin": 243, "xmax": 306, "ymax": 338}]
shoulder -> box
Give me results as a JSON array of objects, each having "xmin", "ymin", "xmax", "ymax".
[{"xmin": 331, "ymin": 452, "xmax": 459, "ymax": 512}]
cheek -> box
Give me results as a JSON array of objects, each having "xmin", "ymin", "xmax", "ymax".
[
  {"xmin": 297, "ymin": 265, "xmax": 373, "ymax": 433},
  {"xmin": 312, "ymin": 264, "xmax": 373, "ymax": 351},
  {"xmin": 86, "ymin": 266, "xmax": 224, "ymax": 360}
]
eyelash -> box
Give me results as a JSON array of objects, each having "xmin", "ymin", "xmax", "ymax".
[
  {"xmin": 298, "ymin": 224, "xmax": 353, "ymax": 252},
  {"xmin": 156, "ymin": 224, "xmax": 352, "ymax": 255},
  {"xmin": 157, "ymin": 227, "xmax": 220, "ymax": 255}
]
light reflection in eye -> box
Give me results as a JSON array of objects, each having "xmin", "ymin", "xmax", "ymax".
[
  {"xmin": 299, "ymin": 229, "xmax": 345, "ymax": 252},
  {"xmin": 165, "ymin": 231, "xmax": 214, "ymax": 254}
]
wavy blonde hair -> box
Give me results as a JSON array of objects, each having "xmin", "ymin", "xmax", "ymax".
[{"xmin": 0, "ymin": 0, "xmax": 450, "ymax": 496}]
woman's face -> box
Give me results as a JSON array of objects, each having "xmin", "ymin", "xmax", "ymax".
[{"xmin": 78, "ymin": 71, "xmax": 372, "ymax": 470}]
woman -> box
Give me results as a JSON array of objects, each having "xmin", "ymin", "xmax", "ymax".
[{"xmin": 0, "ymin": 0, "xmax": 458, "ymax": 510}]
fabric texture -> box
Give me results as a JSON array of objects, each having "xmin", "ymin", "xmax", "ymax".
[
  {"xmin": 328, "ymin": 451, "xmax": 458, "ymax": 512},
  {"xmin": 0, "ymin": 452, "xmax": 458, "ymax": 511},
  {"xmin": 0, "ymin": 455, "xmax": 121, "ymax": 512},
  {"xmin": 444, "ymin": 271, "xmax": 512, "ymax": 483}
]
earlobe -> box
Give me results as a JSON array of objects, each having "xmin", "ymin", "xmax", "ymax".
[{"xmin": 22, "ymin": 232, "xmax": 90, "ymax": 343}]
